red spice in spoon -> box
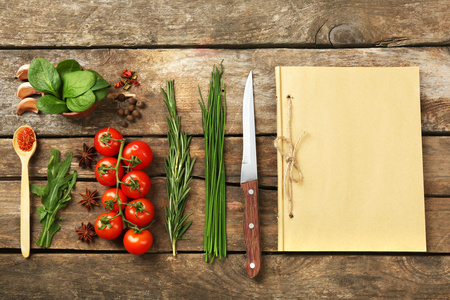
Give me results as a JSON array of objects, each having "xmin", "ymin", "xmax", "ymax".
[{"xmin": 17, "ymin": 127, "xmax": 35, "ymax": 151}]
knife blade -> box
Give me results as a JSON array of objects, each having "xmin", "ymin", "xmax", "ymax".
[{"xmin": 241, "ymin": 71, "xmax": 261, "ymax": 278}]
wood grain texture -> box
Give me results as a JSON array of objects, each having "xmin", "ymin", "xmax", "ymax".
[
  {"xmin": 0, "ymin": 179, "xmax": 278, "ymax": 252},
  {"xmin": 242, "ymin": 180, "xmax": 262, "ymax": 278},
  {"xmin": 1, "ymin": 47, "xmax": 449, "ymax": 136},
  {"xmin": 0, "ymin": 179, "xmax": 448, "ymax": 253},
  {"xmin": 0, "ymin": 136, "xmax": 449, "ymax": 195},
  {"xmin": 0, "ymin": 0, "xmax": 449, "ymax": 48},
  {"xmin": 0, "ymin": 136, "xmax": 276, "ymax": 187},
  {"xmin": 0, "ymin": 254, "xmax": 448, "ymax": 299}
]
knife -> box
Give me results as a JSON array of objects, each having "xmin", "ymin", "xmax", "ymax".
[{"xmin": 241, "ymin": 71, "xmax": 261, "ymax": 278}]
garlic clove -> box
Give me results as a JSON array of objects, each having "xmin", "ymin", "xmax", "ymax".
[
  {"xmin": 16, "ymin": 82, "xmax": 40, "ymax": 100},
  {"xmin": 15, "ymin": 64, "xmax": 30, "ymax": 81},
  {"xmin": 17, "ymin": 98, "xmax": 39, "ymax": 115}
]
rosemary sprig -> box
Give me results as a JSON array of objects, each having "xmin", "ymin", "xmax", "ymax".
[
  {"xmin": 161, "ymin": 80, "xmax": 196, "ymax": 256},
  {"xmin": 199, "ymin": 63, "xmax": 227, "ymax": 263}
]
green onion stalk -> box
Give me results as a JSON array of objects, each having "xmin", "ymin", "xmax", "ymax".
[{"xmin": 199, "ymin": 63, "xmax": 227, "ymax": 263}]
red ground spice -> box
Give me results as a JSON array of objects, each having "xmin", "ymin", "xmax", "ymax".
[{"xmin": 18, "ymin": 128, "xmax": 35, "ymax": 151}]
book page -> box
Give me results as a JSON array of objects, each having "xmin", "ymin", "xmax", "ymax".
[{"xmin": 276, "ymin": 67, "xmax": 426, "ymax": 251}]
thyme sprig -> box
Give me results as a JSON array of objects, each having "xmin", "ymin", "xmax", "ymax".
[{"xmin": 161, "ymin": 80, "xmax": 196, "ymax": 256}]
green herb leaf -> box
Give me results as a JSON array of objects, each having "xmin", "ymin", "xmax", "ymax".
[
  {"xmin": 33, "ymin": 150, "xmax": 77, "ymax": 249},
  {"xmin": 87, "ymin": 69, "xmax": 110, "ymax": 91},
  {"xmin": 56, "ymin": 59, "xmax": 82, "ymax": 78},
  {"xmin": 31, "ymin": 184, "xmax": 45, "ymax": 197},
  {"xmin": 36, "ymin": 94, "xmax": 70, "ymax": 114},
  {"xmin": 162, "ymin": 80, "xmax": 196, "ymax": 257},
  {"xmin": 93, "ymin": 87, "xmax": 108, "ymax": 103},
  {"xmin": 62, "ymin": 70, "xmax": 96, "ymax": 99},
  {"xmin": 28, "ymin": 57, "xmax": 61, "ymax": 98},
  {"xmin": 66, "ymin": 89, "xmax": 96, "ymax": 112},
  {"xmin": 36, "ymin": 207, "xmax": 47, "ymax": 222}
]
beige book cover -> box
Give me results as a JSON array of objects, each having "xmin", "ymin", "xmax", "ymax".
[{"xmin": 275, "ymin": 67, "xmax": 426, "ymax": 252}]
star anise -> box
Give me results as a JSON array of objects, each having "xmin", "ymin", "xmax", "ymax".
[
  {"xmin": 78, "ymin": 188, "xmax": 99, "ymax": 211},
  {"xmin": 74, "ymin": 143, "xmax": 96, "ymax": 169},
  {"xmin": 75, "ymin": 222, "xmax": 97, "ymax": 243}
]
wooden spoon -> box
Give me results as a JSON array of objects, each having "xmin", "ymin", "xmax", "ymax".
[{"xmin": 13, "ymin": 126, "xmax": 37, "ymax": 258}]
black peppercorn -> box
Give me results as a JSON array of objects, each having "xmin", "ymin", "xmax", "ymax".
[
  {"xmin": 136, "ymin": 101, "xmax": 145, "ymax": 108},
  {"xmin": 126, "ymin": 115, "xmax": 135, "ymax": 122},
  {"xmin": 124, "ymin": 109, "xmax": 130, "ymax": 116},
  {"xmin": 121, "ymin": 120, "xmax": 128, "ymax": 127},
  {"xmin": 127, "ymin": 105, "xmax": 135, "ymax": 112},
  {"xmin": 128, "ymin": 98, "xmax": 137, "ymax": 105},
  {"xmin": 116, "ymin": 94, "xmax": 126, "ymax": 102},
  {"xmin": 132, "ymin": 110, "xmax": 141, "ymax": 118},
  {"xmin": 117, "ymin": 109, "xmax": 124, "ymax": 116}
]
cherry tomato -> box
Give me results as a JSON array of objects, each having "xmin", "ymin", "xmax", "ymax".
[
  {"xmin": 121, "ymin": 170, "xmax": 151, "ymax": 199},
  {"xmin": 95, "ymin": 157, "xmax": 125, "ymax": 186},
  {"xmin": 95, "ymin": 212, "xmax": 123, "ymax": 240},
  {"xmin": 125, "ymin": 198, "xmax": 155, "ymax": 227},
  {"xmin": 123, "ymin": 229, "xmax": 153, "ymax": 255},
  {"xmin": 101, "ymin": 188, "xmax": 127, "ymax": 212},
  {"xmin": 94, "ymin": 128, "xmax": 123, "ymax": 157},
  {"xmin": 122, "ymin": 141, "xmax": 153, "ymax": 170}
]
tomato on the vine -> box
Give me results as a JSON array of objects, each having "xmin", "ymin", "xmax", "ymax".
[
  {"xmin": 102, "ymin": 188, "xmax": 127, "ymax": 212},
  {"xmin": 121, "ymin": 170, "xmax": 151, "ymax": 199},
  {"xmin": 122, "ymin": 141, "xmax": 153, "ymax": 170},
  {"xmin": 95, "ymin": 212, "xmax": 123, "ymax": 240},
  {"xmin": 94, "ymin": 128, "xmax": 123, "ymax": 157},
  {"xmin": 125, "ymin": 198, "xmax": 155, "ymax": 227},
  {"xmin": 123, "ymin": 229, "xmax": 153, "ymax": 255},
  {"xmin": 95, "ymin": 157, "xmax": 124, "ymax": 186}
]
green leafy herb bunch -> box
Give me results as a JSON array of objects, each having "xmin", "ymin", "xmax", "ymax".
[
  {"xmin": 161, "ymin": 80, "xmax": 196, "ymax": 256},
  {"xmin": 28, "ymin": 58, "xmax": 110, "ymax": 114}
]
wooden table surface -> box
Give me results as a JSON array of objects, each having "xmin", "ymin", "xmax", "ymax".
[{"xmin": 1, "ymin": 1, "xmax": 449, "ymax": 298}]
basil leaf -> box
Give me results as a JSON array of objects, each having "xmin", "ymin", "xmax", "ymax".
[
  {"xmin": 93, "ymin": 87, "xmax": 108, "ymax": 103},
  {"xmin": 87, "ymin": 69, "xmax": 110, "ymax": 91},
  {"xmin": 36, "ymin": 94, "xmax": 69, "ymax": 114},
  {"xmin": 56, "ymin": 59, "xmax": 82, "ymax": 78},
  {"xmin": 62, "ymin": 71, "xmax": 96, "ymax": 99},
  {"xmin": 28, "ymin": 58, "xmax": 61, "ymax": 98},
  {"xmin": 66, "ymin": 89, "xmax": 96, "ymax": 112}
]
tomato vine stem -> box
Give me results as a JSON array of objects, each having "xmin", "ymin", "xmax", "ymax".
[
  {"xmin": 100, "ymin": 135, "xmax": 140, "ymax": 231},
  {"xmin": 98, "ymin": 132, "xmax": 155, "ymax": 237}
]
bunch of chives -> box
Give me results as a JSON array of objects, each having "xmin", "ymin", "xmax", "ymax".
[{"xmin": 199, "ymin": 64, "xmax": 227, "ymax": 263}]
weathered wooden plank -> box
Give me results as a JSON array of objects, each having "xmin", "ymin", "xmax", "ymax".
[
  {"xmin": 0, "ymin": 136, "xmax": 449, "ymax": 195},
  {"xmin": 0, "ymin": 254, "xmax": 448, "ymax": 299},
  {"xmin": 0, "ymin": 179, "xmax": 448, "ymax": 253},
  {"xmin": 1, "ymin": 48, "xmax": 449, "ymax": 136},
  {"xmin": 422, "ymin": 136, "xmax": 450, "ymax": 195},
  {"xmin": 1, "ymin": 0, "xmax": 449, "ymax": 48},
  {"xmin": 0, "ymin": 136, "xmax": 276, "ymax": 187},
  {"xmin": 0, "ymin": 179, "xmax": 278, "ymax": 252}
]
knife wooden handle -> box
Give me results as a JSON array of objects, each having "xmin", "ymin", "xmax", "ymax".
[{"xmin": 241, "ymin": 179, "xmax": 261, "ymax": 278}]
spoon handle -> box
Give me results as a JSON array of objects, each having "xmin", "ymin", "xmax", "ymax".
[{"xmin": 20, "ymin": 160, "xmax": 30, "ymax": 258}]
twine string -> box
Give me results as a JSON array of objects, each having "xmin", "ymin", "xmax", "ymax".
[{"xmin": 274, "ymin": 96, "xmax": 307, "ymax": 218}]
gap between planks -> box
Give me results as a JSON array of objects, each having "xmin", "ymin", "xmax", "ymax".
[{"xmin": 1, "ymin": 43, "xmax": 449, "ymax": 51}]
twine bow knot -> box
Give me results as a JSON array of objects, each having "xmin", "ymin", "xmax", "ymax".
[{"xmin": 274, "ymin": 96, "xmax": 307, "ymax": 218}]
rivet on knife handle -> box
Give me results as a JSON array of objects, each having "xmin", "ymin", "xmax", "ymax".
[{"xmin": 242, "ymin": 179, "xmax": 261, "ymax": 278}]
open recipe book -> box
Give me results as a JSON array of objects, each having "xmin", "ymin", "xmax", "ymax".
[{"xmin": 275, "ymin": 67, "xmax": 426, "ymax": 252}]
